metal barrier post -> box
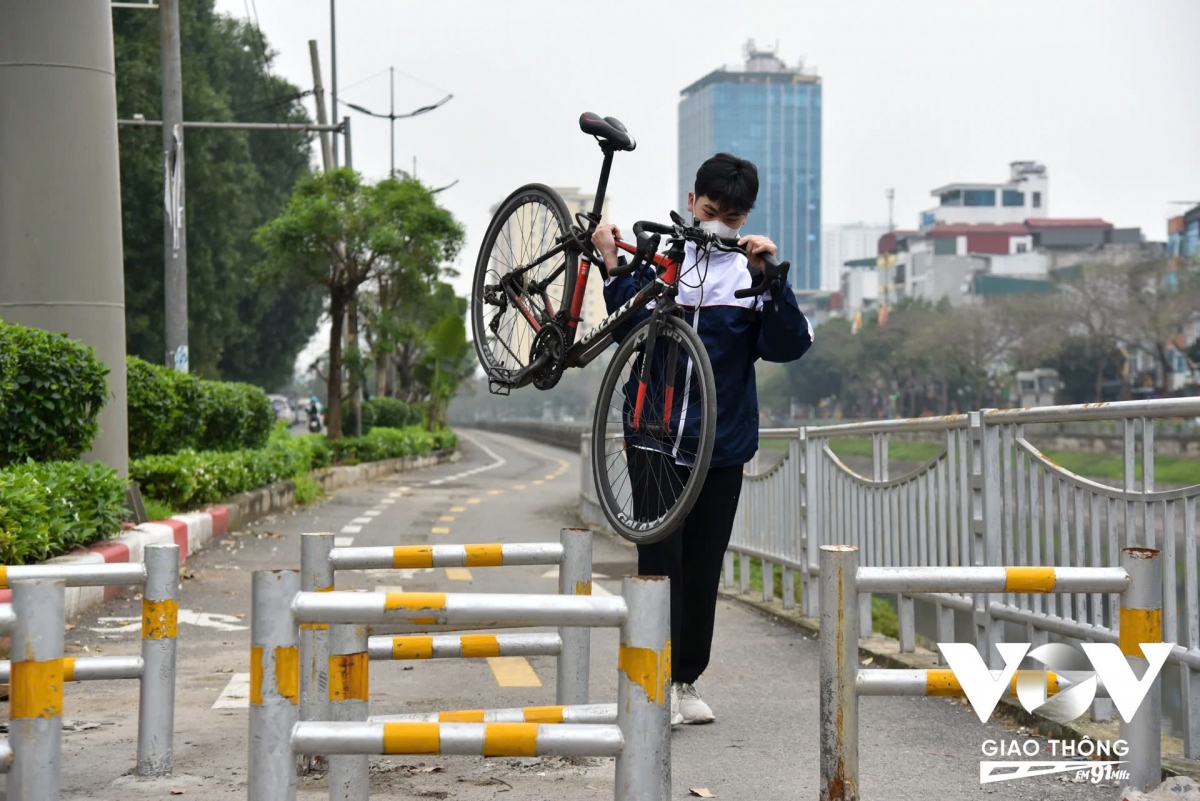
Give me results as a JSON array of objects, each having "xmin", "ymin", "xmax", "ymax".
[
  {"xmin": 9, "ymin": 579, "xmax": 64, "ymax": 801},
  {"xmin": 819, "ymin": 545, "xmax": 859, "ymax": 801},
  {"xmin": 615, "ymin": 576, "xmax": 671, "ymax": 801},
  {"xmin": 248, "ymin": 570, "xmax": 300, "ymax": 801},
  {"xmin": 329, "ymin": 622, "xmax": 369, "ymax": 801},
  {"xmin": 299, "ymin": 532, "xmax": 334, "ymax": 772},
  {"xmin": 138, "ymin": 542, "xmax": 179, "ymax": 776},
  {"xmin": 1120, "ymin": 547, "xmax": 1162, "ymax": 793},
  {"xmin": 557, "ymin": 527, "xmax": 593, "ymax": 706}
]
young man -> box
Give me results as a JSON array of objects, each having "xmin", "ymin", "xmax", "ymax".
[{"xmin": 591, "ymin": 152, "xmax": 813, "ymax": 724}]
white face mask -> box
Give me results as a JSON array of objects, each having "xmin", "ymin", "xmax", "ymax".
[{"xmin": 696, "ymin": 218, "xmax": 742, "ymax": 240}]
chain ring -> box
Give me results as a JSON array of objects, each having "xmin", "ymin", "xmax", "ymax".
[{"xmin": 530, "ymin": 324, "xmax": 567, "ymax": 391}]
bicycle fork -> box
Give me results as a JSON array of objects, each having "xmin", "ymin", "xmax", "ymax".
[{"xmin": 630, "ymin": 313, "xmax": 681, "ymax": 436}]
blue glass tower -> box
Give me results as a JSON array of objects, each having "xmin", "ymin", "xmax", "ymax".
[{"xmin": 678, "ymin": 43, "xmax": 822, "ymax": 289}]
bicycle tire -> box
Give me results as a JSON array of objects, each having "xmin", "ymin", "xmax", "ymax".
[
  {"xmin": 471, "ymin": 183, "xmax": 578, "ymax": 388},
  {"xmin": 590, "ymin": 313, "xmax": 717, "ymax": 544}
]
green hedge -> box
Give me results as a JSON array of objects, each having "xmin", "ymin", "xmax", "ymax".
[
  {"xmin": 0, "ymin": 320, "xmax": 110, "ymax": 466},
  {"xmin": 132, "ymin": 425, "xmax": 456, "ymax": 510},
  {"xmin": 329, "ymin": 426, "xmax": 455, "ymax": 465},
  {"xmin": 366, "ymin": 397, "xmax": 424, "ymax": 429},
  {"xmin": 0, "ymin": 460, "xmax": 127, "ymax": 565},
  {"xmin": 126, "ymin": 356, "xmax": 274, "ymax": 458}
]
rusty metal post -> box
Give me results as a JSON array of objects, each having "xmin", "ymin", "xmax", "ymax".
[{"xmin": 819, "ymin": 545, "xmax": 859, "ymax": 801}]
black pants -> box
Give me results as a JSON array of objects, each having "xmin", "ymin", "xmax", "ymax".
[{"xmin": 631, "ymin": 453, "xmax": 743, "ymax": 685}]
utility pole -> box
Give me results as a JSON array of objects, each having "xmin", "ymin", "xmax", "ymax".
[
  {"xmin": 389, "ymin": 67, "xmax": 394, "ymax": 176},
  {"xmin": 307, "ymin": 40, "xmax": 334, "ymax": 170},
  {"xmin": 886, "ymin": 187, "xmax": 895, "ymax": 232},
  {"xmin": 161, "ymin": 0, "xmax": 188, "ymax": 371},
  {"xmin": 330, "ymin": 0, "xmax": 339, "ymax": 167}
]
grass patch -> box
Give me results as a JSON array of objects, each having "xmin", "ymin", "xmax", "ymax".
[
  {"xmin": 142, "ymin": 497, "xmax": 176, "ymax": 522},
  {"xmin": 292, "ymin": 474, "xmax": 323, "ymax": 506},
  {"xmin": 729, "ymin": 555, "xmax": 899, "ymax": 635}
]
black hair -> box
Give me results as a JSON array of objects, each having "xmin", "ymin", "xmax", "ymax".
[{"xmin": 693, "ymin": 153, "xmax": 759, "ymax": 215}]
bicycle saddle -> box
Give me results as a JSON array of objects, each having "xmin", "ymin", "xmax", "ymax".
[{"xmin": 579, "ymin": 112, "xmax": 636, "ymax": 151}]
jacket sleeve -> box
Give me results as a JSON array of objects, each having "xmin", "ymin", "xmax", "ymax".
[
  {"xmin": 602, "ymin": 256, "xmax": 654, "ymax": 344},
  {"xmin": 756, "ymin": 278, "xmax": 814, "ymax": 363}
]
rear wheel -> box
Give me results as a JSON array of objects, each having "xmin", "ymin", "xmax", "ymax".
[
  {"xmin": 471, "ymin": 184, "xmax": 577, "ymax": 389},
  {"xmin": 591, "ymin": 314, "xmax": 717, "ymax": 544}
]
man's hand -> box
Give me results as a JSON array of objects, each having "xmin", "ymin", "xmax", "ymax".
[
  {"xmin": 592, "ymin": 223, "xmax": 622, "ymax": 275},
  {"xmin": 738, "ymin": 235, "xmax": 777, "ymax": 271}
]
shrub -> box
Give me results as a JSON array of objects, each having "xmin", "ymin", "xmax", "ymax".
[
  {"xmin": 0, "ymin": 460, "xmax": 127, "ymax": 565},
  {"xmin": 126, "ymin": 356, "xmax": 183, "ymax": 459},
  {"xmin": 0, "ymin": 320, "xmax": 110, "ymax": 466},
  {"xmin": 341, "ymin": 401, "xmax": 377, "ymax": 436},
  {"xmin": 197, "ymin": 380, "xmax": 274, "ymax": 452},
  {"xmin": 131, "ymin": 435, "xmax": 312, "ymax": 510},
  {"xmin": 292, "ymin": 474, "xmax": 322, "ymax": 505},
  {"xmin": 125, "ymin": 357, "xmax": 275, "ymax": 457},
  {"xmin": 366, "ymin": 397, "xmax": 423, "ymax": 429},
  {"xmin": 329, "ymin": 425, "xmax": 446, "ymax": 465}
]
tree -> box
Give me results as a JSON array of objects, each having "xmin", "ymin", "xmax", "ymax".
[
  {"xmin": 1122, "ymin": 258, "xmax": 1200, "ymax": 394},
  {"xmin": 255, "ymin": 170, "xmax": 462, "ymax": 438},
  {"xmin": 414, "ymin": 313, "xmax": 473, "ymax": 429},
  {"xmin": 114, "ymin": 1, "xmax": 322, "ymax": 385}
]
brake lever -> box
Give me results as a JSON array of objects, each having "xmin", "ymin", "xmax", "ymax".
[{"xmin": 733, "ymin": 253, "xmax": 790, "ymax": 299}]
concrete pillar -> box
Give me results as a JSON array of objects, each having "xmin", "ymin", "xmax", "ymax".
[{"xmin": 0, "ymin": 0, "xmax": 129, "ymax": 474}]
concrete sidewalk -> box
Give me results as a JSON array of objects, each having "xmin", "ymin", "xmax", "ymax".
[{"xmin": 21, "ymin": 429, "xmax": 1117, "ymax": 800}]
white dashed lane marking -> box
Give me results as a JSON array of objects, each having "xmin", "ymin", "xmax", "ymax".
[
  {"xmin": 341, "ymin": 525, "xmax": 362, "ymax": 534},
  {"xmin": 364, "ymin": 510, "xmax": 382, "ymax": 517},
  {"xmin": 212, "ymin": 673, "xmax": 251, "ymax": 709},
  {"xmin": 335, "ymin": 536, "xmax": 355, "ymax": 547},
  {"xmin": 351, "ymin": 517, "xmax": 372, "ymax": 524}
]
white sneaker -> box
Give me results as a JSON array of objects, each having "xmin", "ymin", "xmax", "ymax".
[
  {"xmin": 670, "ymin": 683, "xmax": 683, "ymax": 726},
  {"xmin": 675, "ymin": 683, "xmax": 715, "ymax": 724}
]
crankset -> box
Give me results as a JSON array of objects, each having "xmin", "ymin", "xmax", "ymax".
[{"xmin": 529, "ymin": 324, "xmax": 567, "ymax": 391}]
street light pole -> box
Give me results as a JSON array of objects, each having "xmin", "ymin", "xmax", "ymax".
[{"xmin": 161, "ymin": 0, "xmax": 188, "ymax": 371}]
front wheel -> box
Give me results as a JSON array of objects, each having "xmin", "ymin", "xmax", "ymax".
[{"xmin": 591, "ymin": 314, "xmax": 717, "ymax": 544}]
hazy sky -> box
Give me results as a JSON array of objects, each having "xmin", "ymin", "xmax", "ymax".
[{"xmin": 213, "ymin": 0, "xmax": 1200, "ymax": 369}]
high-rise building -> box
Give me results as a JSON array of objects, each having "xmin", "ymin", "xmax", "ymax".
[
  {"xmin": 821, "ymin": 223, "xmax": 890, "ymax": 291},
  {"xmin": 678, "ymin": 40, "xmax": 822, "ymax": 289}
]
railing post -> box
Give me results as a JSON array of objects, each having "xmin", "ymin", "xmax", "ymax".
[
  {"xmin": 248, "ymin": 570, "xmax": 300, "ymax": 801},
  {"xmin": 738, "ymin": 552, "xmax": 750, "ymax": 595},
  {"xmin": 329, "ymin": 622, "xmax": 370, "ymax": 801},
  {"xmin": 722, "ymin": 551, "xmax": 735, "ymax": 589},
  {"xmin": 1120, "ymin": 547, "xmax": 1162, "ymax": 793},
  {"xmin": 557, "ymin": 527, "xmax": 593, "ymax": 706},
  {"xmin": 9, "ymin": 578, "xmax": 64, "ymax": 801},
  {"xmin": 615, "ymin": 576, "xmax": 671, "ymax": 801},
  {"xmin": 138, "ymin": 542, "xmax": 179, "ymax": 776},
  {"xmin": 299, "ymin": 532, "xmax": 334, "ymax": 772},
  {"xmin": 819, "ymin": 545, "xmax": 859, "ymax": 801},
  {"xmin": 970, "ymin": 411, "xmax": 1005, "ymax": 668},
  {"xmin": 804, "ymin": 430, "xmax": 820, "ymax": 617}
]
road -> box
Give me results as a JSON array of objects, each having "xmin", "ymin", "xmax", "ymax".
[{"xmin": 27, "ymin": 430, "xmax": 1118, "ymax": 800}]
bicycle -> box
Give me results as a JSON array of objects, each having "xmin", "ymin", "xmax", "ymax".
[{"xmin": 471, "ymin": 112, "xmax": 790, "ymax": 544}]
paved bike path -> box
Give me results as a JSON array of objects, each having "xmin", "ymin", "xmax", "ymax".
[{"xmin": 28, "ymin": 430, "xmax": 1109, "ymax": 800}]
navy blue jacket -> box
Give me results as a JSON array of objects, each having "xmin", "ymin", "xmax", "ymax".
[{"xmin": 602, "ymin": 241, "xmax": 814, "ymax": 468}]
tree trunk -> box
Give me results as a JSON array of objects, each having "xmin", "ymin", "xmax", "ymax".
[
  {"xmin": 385, "ymin": 355, "xmax": 396, "ymax": 398},
  {"xmin": 326, "ymin": 292, "xmax": 346, "ymax": 440},
  {"xmin": 1094, "ymin": 359, "xmax": 1106, "ymax": 403},
  {"xmin": 347, "ymin": 294, "xmax": 361, "ymax": 435},
  {"xmin": 375, "ymin": 351, "xmax": 387, "ymax": 398}
]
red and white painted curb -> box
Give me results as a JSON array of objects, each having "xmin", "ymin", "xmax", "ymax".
[{"xmin": 0, "ymin": 506, "xmax": 230, "ymax": 620}]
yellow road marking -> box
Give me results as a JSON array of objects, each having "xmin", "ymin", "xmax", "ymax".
[
  {"xmin": 445, "ymin": 567, "xmax": 473, "ymax": 581},
  {"xmin": 487, "ymin": 490, "xmax": 503, "ymax": 495},
  {"xmin": 467, "ymin": 498, "xmax": 481, "ymax": 504},
  {"xmin": 486, "ymin": 656, "xmax": 541, "ymax": 688},
  {"xmin": 449, "ymin": 506, "xmax": 465, "ymax": 512},
  {"xmin": 513, "ymin": 485, "xmax": 526, "ymax": 490},
  {"xmin": 544, "ymin": 475, "xmax": 554, "ymax": 480},
  {"xmin": 431, "ymin": 527, "xmax": 450, "ymax": 534},
  {"xmin": 439, "ymin": 515, "xmax": 455, "ymax": 522},
  {"xmin": 532, "ymin": 480, "xmax": 544, "ymax": 485}
]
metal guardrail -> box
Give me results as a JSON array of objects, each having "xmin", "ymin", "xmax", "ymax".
[
  {"xmin": 247, "ymin": 571, "xmax": 672, "ymax": 801},
  {"xmin": 578, "ymin": 396, "xmax": 1200, "ymax": 757},
  {"xmin": 0, "ymin": 544, "xmax": 179, "ymax": 786},
  {"xmin": 819, "ymin": 545, "xmax": 1164, "ymax": 798},
  {"xmin": 298, "ymin": 528, "xmax": 595, "ymax": 755}
]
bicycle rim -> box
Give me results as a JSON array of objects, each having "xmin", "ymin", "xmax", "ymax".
[
  {"xmin": 471, "ymin": 184, "xmax": 576, "ymax": 388},
  {"xmin": 591, "ymin": 314, "xmax": 716, "ymax": 544}
]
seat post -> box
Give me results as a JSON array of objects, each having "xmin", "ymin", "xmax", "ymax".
[{"xmin": 591, "ymin": 146, "xmax": 615, "ymax": 221}]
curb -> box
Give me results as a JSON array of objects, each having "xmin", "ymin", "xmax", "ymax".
[
  {"xmin": 719, "ymin": 588, "xmax": 1197, "ymax": 780},
  {"xmin": 0, "ymin": 447, "xmax": 461, "ymax": 623}
]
